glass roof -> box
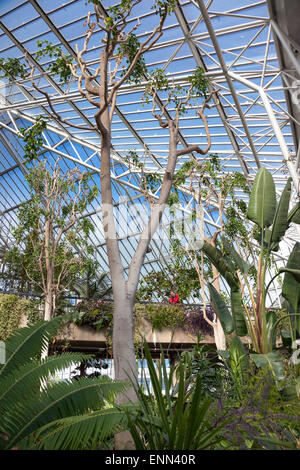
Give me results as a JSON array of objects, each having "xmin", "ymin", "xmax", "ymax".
[{"xmin": 0, "ymin": 0, "xmax": 299, "ymax": 305}]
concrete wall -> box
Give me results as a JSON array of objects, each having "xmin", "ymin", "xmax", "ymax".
[{"xmin": 59, "ymin": 318, "xmax": 215, "ymax": 346}]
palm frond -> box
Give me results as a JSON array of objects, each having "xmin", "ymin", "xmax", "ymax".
[
  {"xmin": 0, "ymin": 316, "xmax": 129, "ymax": 450},
  {"xmin": 29, "ymin": 406, "xmax": 136, "ymax": 450},
  {"xmin": 0, "ymin": 352, "xmax": 90, "ymax": 412},
  {"xmin": 0, "ymin": 317, "xmax": 65, "ymax": 379},
  {"xmin": 3, "ymin": 376, "xmax": 128, "ymax": 449}
]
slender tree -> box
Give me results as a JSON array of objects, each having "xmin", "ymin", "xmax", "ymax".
[
  {"xmin": 168, "ymin": 155, "xmax": 250, "ymax": 349},
  {"xmin": 5, "ymin": 158, "xmax": 98, "ymax": 321},
  {"xmin": 139, "ymin": 160, "xmax": 252, "ymax": 350}
]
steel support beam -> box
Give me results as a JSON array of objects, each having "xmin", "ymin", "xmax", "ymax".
[
  {"xmin": 196, "ymin": 0, "xmax": 261, "ymax": 170},
  {"xmin": 174, "ymin": 1, "xmax": 251, "ymax": 176}
]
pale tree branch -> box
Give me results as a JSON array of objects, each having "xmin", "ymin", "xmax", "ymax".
[
  {"xmin": 76, "ymin": 12, "xmax": 100, "ymax": 97},
  {"xmin": 94, "ymin": 0, "xmax": 142, "ymax": 34},
  {"xmin": 53, "ymin": 171, "xmax": 84, "ymax": 253},
  {"xmin": 109, "ymin": 87, "xmax": 118, "ymax": 121},
  {"xmin": 22, "ymin": 261, "xmax": 44, "ymax": 293},
  {"xmin": 184, "ymin": 247, "xmax": 215, "ymax": 328},
  {"xmin": 176, "ymin": 95, "xmax": 212, "ymax": 157},
  {"xmin": 126, "ymin": 84, "xmax": 214, "ymax": 295},
  {"xmin": 127, "ymin": 120, "xmax": 179, "ymax": 293},
  {"xmin": 105, "ymin": 10, "xmax": 167, "ymax": 113},
  {"xmin": 24, "ymin": 52, "xmax": 97, "ymax": 131},
  {"xmin": 150, "ymin": 87, "xmax": 170, "ymax": 129}
]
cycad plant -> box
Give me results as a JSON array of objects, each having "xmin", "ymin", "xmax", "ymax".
[
  {"xmin": 203, "ymin": 168, "xmax": 300, "ymax": 377},
  {"xmin": 0, "ymin": 317, "xmax": 129, "ymax": 450}
]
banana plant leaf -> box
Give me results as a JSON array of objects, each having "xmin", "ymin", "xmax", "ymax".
[
  {"xmin": 266, "ymin": 311, "xmax": 277, "ymax": 349},
  {"xmin": 287, "ymin": 201, "xmax": 300, "ymax": 225},
  {"xmin": 281, "ymin": 330, "xmax": 292, "ymax": 348},
  {"xmin": 247, "ymin": 167, "xmax": 276, "ymax": 229},
  {"xmin": 263, "ymin": 228, "xmax": 273, "ymax": 248},
  {"xmin": 223, "ymin": 255, "xmax": 237, "ymax": 273},
  {"xmin": 231, "ymin": 289, "xmax": 248, "ymax": 336},
  {"xmin": 207, "ymin": 282, "xmax": 234, "ymax": 334},
  {"xmin": 297, "ymin": 377, "xmax": 300, "ymax": 399},
  {"xmin": 258, "ymin": 228, "xmax": 279, "ymax": 251},
  {"xmin": 222, "ymin": 237, "xmax": 252, "ymax": 274},
  {"xmin": 282, "ymin": 242, "xmax": 300, "ymax": 312},
  {"xmin": 270, "ymin": 177, "xmax": 292, "ymax": 247},
  {"xmin": 279, "ymin": 267, "xmax": 300, "ymax": 283},
  {"xmin": 250, "ymin": 351, "xmax": 285, "ymax": 382},
  {"xmin": 202, "ymin": 242, "xmax": 239, "ymax": 290}
]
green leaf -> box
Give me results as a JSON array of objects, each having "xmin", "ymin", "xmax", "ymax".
[
  {"xmin": 287, "ymin": 202, "xmax": 300, "ymax": 224},
  {"xmin": 282, "ymin": 242, "xmax": 300, "ymax": 311},
  {"xmin": 264, "ymin": 228, "xmax": 279, "ymax": 251},
  {"xmin": 222, "ymin": 237, "xmax": 252, "ymax": 274},
  {"xmin": 0, "ymin": 317, "xmax": 65, "ymax": 380},
  {"xmin": 126, "ymin": 342, "xmax": 226, "ymax": 450},
  {"xmin": 208, "ymin": 283, "xmax": 234, "ymax": 334},
  {"xmin": 0, "ymin": 316, "xmax": 129, "ymax": 450},
  {"xmin": 270, "ymin": 177, "xmax": 292, "ymax": 246},
  {"xmin": 296, "ymin": 377, "xmax": 300, "ymax": 398},
  {"xmin": 231, "ymin": 289, "xmax": 247, "ymax": 336},
  {"xmin": 281, "ymin": 330, "xmax": 292, "ymax": 348},
  {"xmin": 31, "ymin": 407, "xmax": 131, "ymax": 450},
  {"xmin": 202, "ymin": 242, "xmax": 239, "ymax": 290},
  {"xmin": 279, "ymin": 267, "xmax": 300, "ymax": 283},
  {"xmin": 266, "ymin": 311, "xmax": 277, "ymax": 349},
  {"xmin": 247, "ymin": 168, "xmax": 276, "ymax": 228},
  {"xmin": 216, "ymin": 349, "xmax": 230, "ymax": 360},
  {"xmin": 250, "ymin": 351, "xmax": 285, "ymax": 382},
  {"xmin": 229, "ymin": 336, "xmax": 249, "ymax": 381},
  {"xmin": 4, "ymin": 376, "xmax": 128, "ymax": 449},
  {"xmin": 0, "ymin": 353, "xmax": 89, "ymax": 412}
]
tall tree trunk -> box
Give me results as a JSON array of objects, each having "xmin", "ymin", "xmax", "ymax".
[
  {"xmin": 113, "ymin": 293, "xmax": 137, "ymax": 395},
  {"xmin": 41, "ymin": 290, "xmax": 53, "ymax": 360},
  {"xmin": 112, "ymin": 287, "xmax": 138, "ymax": 450},
  {"xmin": 99, "ymin": 111, "xmax": 138, "ymax": 384},
  {"xmin": 99, "ymin": 104, "xmax": 138, "ymax": 449},
  {"xmin": 113, "ymin": 296, "xmax": 137, "ymax": 450},
  {"xmin": 44, "ymin": 290, "xmax": 52, "ymax": 321},
  {"xmin": 43, "ymin": 216, "xmax": 53, "ymax": 360},
  {"xmin": 44, "ymin": 215, "xmax": 53, "ymax": 322}
]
